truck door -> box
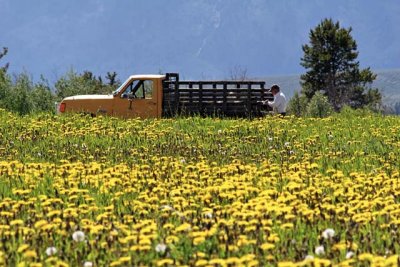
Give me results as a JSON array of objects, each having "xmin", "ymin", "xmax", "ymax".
[{"xmin": 113, "ymin": 79, "xmax": 158, "ymax": 118}]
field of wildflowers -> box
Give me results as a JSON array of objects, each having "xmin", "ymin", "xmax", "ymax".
[{"xmin": 0, "ymin": 108, "xmax": 399, "ymax": 266}]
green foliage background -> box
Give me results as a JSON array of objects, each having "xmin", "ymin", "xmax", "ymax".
[{"xmin": 0, "ymin": 68, "xmax": 120, "ymax": 115}]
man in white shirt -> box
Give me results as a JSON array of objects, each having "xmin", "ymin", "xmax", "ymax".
[{"xmin": 262, "ymin": 84, "xmax": 287, "ymax": 116}]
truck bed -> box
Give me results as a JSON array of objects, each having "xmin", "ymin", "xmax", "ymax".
[{"xmin": 162, "ymin": 73, "xmax": 274, "ymax": 117}]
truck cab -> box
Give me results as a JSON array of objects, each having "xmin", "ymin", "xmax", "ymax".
[{"xmin": 58, "ymin": 75, "xmax": 165, "ymax": 118}]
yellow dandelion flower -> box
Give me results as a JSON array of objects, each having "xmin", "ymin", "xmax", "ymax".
[
  {"xmin": 284, "ymin": 214, "xmax": 296, "ymax": 220},
  {"xmin": 194, "ymin": 259, "xmax": 208, "ymax": 267},
  {"xmin": 166, "ymin": 235, "xmax": 179, "ymax": 244},
  {"xmin": 139, "ymin": 245, "xmax": 151, "ymax": 252},
  {"xmin": 0, "ymin": 211, "xmax": 13, "ymax": 218},
  {"xmin": 10, "ymin": 220, "xmax": 24, "ymax": 226},
  {"xmin": 225, "ymin": 257, "xmax": 240, "ymax": 265},
  {"xmin": 314, "ymin": 258, "xmax": 331, "ymax": 266},
  {"xmin": 34, "ymin": 220, "xmax": 48, "ymax": 230},
  {"xmin": 193, "ymin": 236, "xmax": 206, "ymax": 245},
  {"xmin": 196, "ymin": 252, "xmax": 206, "ymax": 258},
  {"xmin": 0, "ymin": 225, "xmax": 10, "ymax": 231},
  {"xmin": 110, "ymin": 260, "xmax": 122, "ymax": 267},
  {"xmin": 208, "ymin": 259, "xmax": 226, "ymax": 266},
  {"xmin": 129, "ymin": 245, "xmax": 140, "ymax": 252},
  {"xmin": 260, "ymin": 243, "xmax": 275, "ymax": 251},
  {"xmin": 162, "ymin": 223, "xmax": 175, "ymax": 230},
  {"xmin": 336, "ymin": 259, "xmax": 355, "ymax": 267},
  {"xmin": 358, "ymin": 253, "xmax": 374, "ymax": 262},
  {"xmin": 267, "ymin": 234, "xmax": 280, "ymax": 243},
  {"xmin": 240, "ymin": 254, "xmax": 256, "ymax": 263},
  {"xmin": 332, "ymin": 242, "xmax": 347, "ymax": 251},
  {"xmin": 139, "ymin": 238, "xmax": 152, "ymax": 246},
  {"xmin": 17, "ymin": 244, "xmax": 30, "ymax": 253},
  {"xmin": 175, "ymin": 223, "xmax": 191, "ymax": 233},
  {"xmin": 277, "ymin": 261, "xmax": 296, "ymax": 267},
  {"xmin": 265, "ymin": 255, "xmax": 275, "ymax": 261},
  {"xmin": 119, "ymin": 256, "xmax": 131, "ymax": 263},
  {"xmin": 47, "ymin": 210, "xmax": 62, "ymax": 217},
  {"xmin": 280, "ymin": 223, "xmax": 294, "ymax": 229},
  {"xmin": 156, "ymin": 259, "xmax": 174, "ymax": 266},
  {"xmin": 244, "ymin": 225, "xmax": 257, "ymax": 233},
  {"xmin": 23, "ymin": 250, "xmax": 37, "ymax": 259},
  {"xmin": 385, "ymin": 255, "xmax": 398, "ymax": 266}
]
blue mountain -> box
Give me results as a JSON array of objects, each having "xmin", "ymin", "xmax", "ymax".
[{"xmin": 0, "ymin": 0, "xmax": 399, "ymax": 82}]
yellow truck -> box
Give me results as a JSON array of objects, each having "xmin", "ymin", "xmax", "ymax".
[{"xmin": 58, "ymin": 73, "xmax": 273, "ymax": 118}]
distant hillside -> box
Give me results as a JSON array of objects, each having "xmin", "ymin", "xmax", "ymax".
[
  {"xmin": 260, "ymin": 69, "xmax": 400, "ymax": 106},
  {"xmin": 1, "ymin": 1, "xmax": 400, "ymax": 81},
  {"xmin": 373, "ymin": 69, "xmax": 400, "ymax": 105}
]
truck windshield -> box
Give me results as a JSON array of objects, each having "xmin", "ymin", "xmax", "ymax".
[
  {"xmin": 112, "ymin": 78, "xmax": 132, "ymax": 96},
  {"xmin": 116, "ymin": 79, "xmax": 154, "ymax": 99}
]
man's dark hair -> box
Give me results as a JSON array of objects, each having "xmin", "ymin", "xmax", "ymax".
[{"xmin": 271, "ymin": 84, "xmax": 280, "ymax": 92}]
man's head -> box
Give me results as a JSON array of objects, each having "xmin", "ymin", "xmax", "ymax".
[{"xmin": 270, "ymin": 84, "xmax": 280, "ymax": 95}]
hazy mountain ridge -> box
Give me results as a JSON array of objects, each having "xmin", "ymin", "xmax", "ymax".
[{"xmin": 0, "ymin": 1, "xmax": 399, "ymax": 82}]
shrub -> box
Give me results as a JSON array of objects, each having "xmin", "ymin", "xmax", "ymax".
[
  {"xmin": 306, "ymin": 91, "xmax": 333, "ymax": 118},
  {"xmin": 287, "ymin": 91, "xmax": 308, "ymax": 117}
]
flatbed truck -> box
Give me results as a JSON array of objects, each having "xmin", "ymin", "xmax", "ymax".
[{"xmin": 58, "ymin": 73, "xmax": 274, "ymax": 118}]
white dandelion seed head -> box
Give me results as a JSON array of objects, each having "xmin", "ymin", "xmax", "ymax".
[
  {"xmin": 174, "ymin": 211, "xmax": 185, "ymax": 219},
  {"xmin": 304, "ymin": 255, "xmax": 314, "ymax": 261},
  {"xmin": 83, "ymin": 261, "xmax": 93, "ymax": 267},
  {"xmin": 155, "ymin": 243, "xmax": 167, "ymax": 253},
  {"xmin": 322, "ymin": 228, "xmax": 335, "ymax": 239},
  {"xmin": 160, "ymin": 205, "xmax": 174, "ymax": 211},
  {"xmin": 204, "ymin": 212, "xmax": 213, "ymax": 219},
  {"xmin": 346, "ymin": 251, "xmax": 355, "ymax": 259},
  {"xmin": 72, "ymin": 230, "xmax": 85, "ymax": 242},
  {"xmin": 45, "ymin": 246, "xmax": 57, "ymax": 256},
  {"xmin": 315, "ymin": 245, "xmax": 325, "ymax": 256}
]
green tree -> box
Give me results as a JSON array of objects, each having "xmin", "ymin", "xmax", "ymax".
[
  {"xmin": 300, "ymin": 18, "xmax": 381, "ymax": 111},
  {"xmin": 2, "ymin": 72, "xmax": 56, "ymax": 115},
  {"xmin": 106, "ymin": 71, "xmax": 120, "ymax": 86},
  {"xmin": 287, "ymin": 91, "xmax": 308, "ymax": 117},
  {"xmin": 305, "ymin": 91, "xmax": 333, "ymax": 118},
  {"xmin": 4, "ymin": 72, "xmax": 35, "ymax": 115},
  {"xmin": 0, "ymin": 47, "xmax": 11, "ymax": 108},
  {"xmin": 0, "ymin": 71, "xmax": 11, "ymax": 109},
  {"xmin": 55, "ymin": 69, "xmax": 120, "ymax": 100},
  {"xmin": 31, "ymin": 76, "xmax": 56, "ymax": 112},
  {"xmin": 394, "ymin": 102, "xmax": 400, "ymax": 115},
  {"xmin": 229, "ymin": 65, "xmax": 248, "ymax": 81},
  {"xmin": 0, "ymin": 47, "xmax": 9, "ymax": 72}
]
